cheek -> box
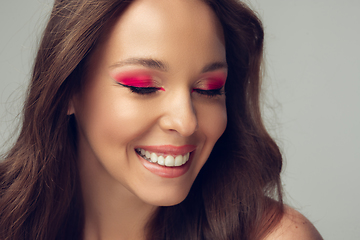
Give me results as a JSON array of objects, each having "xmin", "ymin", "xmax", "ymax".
[
  {"xmin": 106, "ymin": 100, "xmax": 153, "ymax": 143},
  {"xmin": 197, "ymin": 100, "xmax": 227, "ymax": 141},
  {"xmin": 75, "ymin": 88, "xmax": 157, "ymax": 150}
]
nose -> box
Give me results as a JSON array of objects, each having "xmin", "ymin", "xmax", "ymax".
[{"xmin": 159, "ymin": 90, "xmax": 198, "ymax": 137}]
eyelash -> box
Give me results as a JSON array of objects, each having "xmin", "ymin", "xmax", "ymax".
[
  {"xmin": 117, "ymin": 83, "xmax": 159, "ymax": 95},
  {"xmin": 118, "ymin": 83, "xmax": 224, "ymax": 97},
  {"xmin": 128, "ymin": 86, "xmax": 160, "ymax": 95},
  {"xmin": 193, "ymin": 88, "xmax": 224, "ymax": 97}
]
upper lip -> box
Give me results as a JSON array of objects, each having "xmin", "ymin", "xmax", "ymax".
[{"xmin": 135, "ymin": 145, "xmax": 197, "ymax": 156}]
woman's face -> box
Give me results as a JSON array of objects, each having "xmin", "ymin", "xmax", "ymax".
[{"xmin": 71, "ymin": 0, "xmax": 227, "ymax": 206}]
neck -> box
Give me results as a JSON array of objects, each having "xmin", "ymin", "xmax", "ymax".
[
  {"xmin": 78, "ymin": 155, "xmax": 157, "ymax": 240},
  {"xmin": 82, "ymin": 196, "xmax": 156, "ymax": 240}
]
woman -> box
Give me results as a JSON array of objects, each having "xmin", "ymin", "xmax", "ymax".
[{"xmin": 0, "ymin": 0, "xmax": 323, "ymax": 239}]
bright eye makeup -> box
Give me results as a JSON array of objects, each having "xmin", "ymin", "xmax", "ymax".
[
  {"xmin": 113, "ymin": 74, "xmax": 164, "ymax": 95},
  {"xmin": 192, "ymin": 76, "xmax": 226, "ymax": 97},
  {"xmin": 111, "ymin": 70, "xmax": 226, "ymax": 97}
]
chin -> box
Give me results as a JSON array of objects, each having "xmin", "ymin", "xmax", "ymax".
[
  {"xmin": 137, "ymin": 184, "xmax": 193, "ymax": 207},
  {"xmin": 157, "ymin": 194, "xmax": 188, "ymax": 207}
]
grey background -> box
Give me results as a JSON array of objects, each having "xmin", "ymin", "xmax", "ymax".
[{"xmin": 1, "ymin": 0, "xmax": 359, "ymax": 239}]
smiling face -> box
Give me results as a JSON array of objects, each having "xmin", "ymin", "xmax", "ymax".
[{"xmin": 71, "ymin": 0, "xmax": 227, "ymax": 207}]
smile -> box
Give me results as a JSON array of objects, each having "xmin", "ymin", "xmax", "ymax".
[{"xmin": 135, "ymin": 148, "xmax": 190, "ymax": 167}]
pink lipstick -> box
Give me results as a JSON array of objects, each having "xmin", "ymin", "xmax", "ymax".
[{"xmin": 135, "ymin": 145, "xmax": 196, "ymax": 178}]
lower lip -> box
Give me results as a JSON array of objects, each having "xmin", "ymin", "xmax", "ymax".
[{"xmin": 137, "ymin": 151, "xmax": 193, "ymax": 178}]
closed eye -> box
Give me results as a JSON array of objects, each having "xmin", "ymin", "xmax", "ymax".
[
  {"xmin": 117, "ymin": 83, "xmax": 162, "ymax": 95},
  {"xmin": 193, "ymin": 88, "xmax": 224, "ymax": 97}
]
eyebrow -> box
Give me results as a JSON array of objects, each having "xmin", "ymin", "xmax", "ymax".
[
  {"xmin": 201, "ymin": 62, "xmax": 228, "ymax": 73},
  {"xmin": 109, "ymin": 57, "xmax": 227, "ymax": 73},
  {"xmin": 109, "ymin": 58, "xmax": 168, "ymax": 71}
]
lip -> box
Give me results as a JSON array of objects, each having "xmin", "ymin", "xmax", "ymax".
[{"xmin": 135, "ymin": 145, "xmax": 196, "ymax": 178}]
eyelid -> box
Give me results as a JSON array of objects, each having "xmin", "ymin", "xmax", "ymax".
[
  {"xmin": 192, "ymin": 88, "xmax": 224, "ymax": 98},
  {"xmin": 117, "ymin": 82, "xmax": 163, "ymax": 96},
  {"xmin": 194, "ymin": 77, "xmax": 226, "ymax": 91},
  {"xmin": 115, "ymin": 75, "xmax": 156, "ymax": 87},
  {"xmin": 112, "ymin": 72, "xmax": 164, "ymax": 90}
]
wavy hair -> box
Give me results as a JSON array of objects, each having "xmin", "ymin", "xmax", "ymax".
[{"xmin": 0, "ymin": 0, "xmax": 283, "ymax": 239}]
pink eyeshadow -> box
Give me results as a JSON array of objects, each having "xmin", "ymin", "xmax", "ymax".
[
  {"xmin": 205, "ymin": 78, "xmax": 225, "ymax": 90},
  {"xmin": 114, "ymin": 74, "xmax": 165, "ymax": 91},
  {"xmin": 116, "ymin": 75, "xmax": 154, "ymax": 88}
]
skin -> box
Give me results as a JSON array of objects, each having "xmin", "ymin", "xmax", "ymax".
[
  {"xmin": 69, "ymin": 0, "xmax": 227, "ymax": 239},
  {"xmin": 265, "ymin": 207, "xmax": 324, "ymax": 240},
  {"xmin": 69, "ymin": 0, "xmax": 323, "ymax": 239}
]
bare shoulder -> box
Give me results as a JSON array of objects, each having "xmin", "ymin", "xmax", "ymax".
[{"xmin": 263, "ymin": 206, "xmax": 323, "ymax": 240}]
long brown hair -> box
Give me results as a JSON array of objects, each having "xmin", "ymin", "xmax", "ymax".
[{"xmin": 0, "ymin": 0, "xmax": 283, "ymax": 239}]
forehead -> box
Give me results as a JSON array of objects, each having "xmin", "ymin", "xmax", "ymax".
[
  {"xmin": 117, "ymin": 0, "xmax": 224, "ymax": 42},
  {"xmin": 91, "ymin": 0, "xmax": 225, "ymax": 70}
]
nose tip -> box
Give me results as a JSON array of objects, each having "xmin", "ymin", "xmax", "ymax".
[{"xmin": 159, "ymin": 95, "xmax": 198, "ymax": 137}]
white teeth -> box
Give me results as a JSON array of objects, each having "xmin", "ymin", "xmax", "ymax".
[
  {"xmin": 150, "ymin": 152, "xmax": 158, "ymax": 163},
  {"xmin": 174, "ymin": 155, "xmax": 183, "ymax": 166},
  {"xmin": 157, "ymin": 156, "xmax": 165, "ymax": 166},
  {"xmin": 136, "ymin": 148, "xmax": 191, "ymax": 167},
  {"xmin": 145, "ymin": 151, "xmax": 151, "ymax": 159},
  {"xmin": 165, "ymin": 155, "xmax": 175, "ymax": 166}
]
